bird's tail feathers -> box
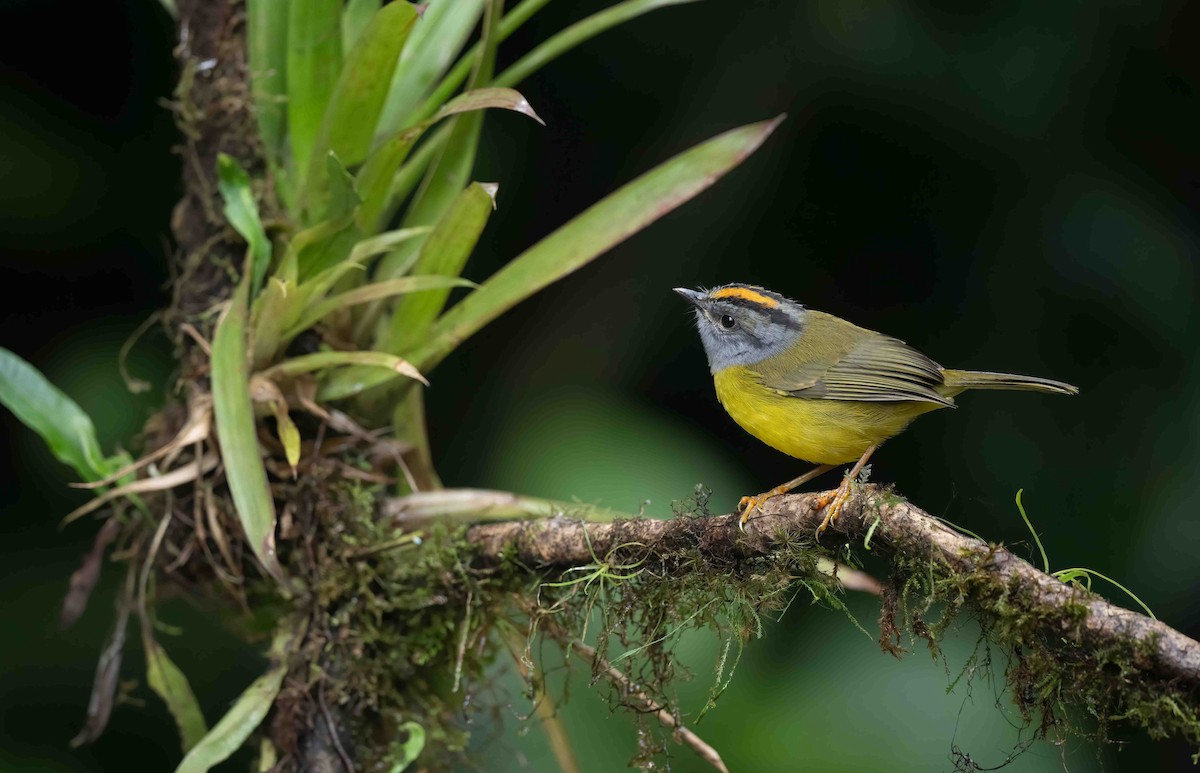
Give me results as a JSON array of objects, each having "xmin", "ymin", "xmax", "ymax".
[{"xmin": 941, "ymin": 369, "xmax": 1079, "ymax": 396}]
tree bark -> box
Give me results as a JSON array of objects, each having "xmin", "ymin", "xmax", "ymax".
[{"xmin": 466, "ymin": 485, "xmax": 1200, "ymax": 694}]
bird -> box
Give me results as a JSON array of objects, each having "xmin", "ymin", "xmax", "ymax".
[{"xmin": 674, "ymin": 283, "xmax": 1078, "ymax": 534}]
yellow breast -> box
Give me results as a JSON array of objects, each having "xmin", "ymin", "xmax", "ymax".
[{"xmin": 712, "ymin": 365, "xmax": 942, "ymax": 464}]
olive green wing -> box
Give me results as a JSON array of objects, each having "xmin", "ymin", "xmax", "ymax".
[{"xmin": 755, "ymin": 311, "xmax": 952, "ymax": 406}]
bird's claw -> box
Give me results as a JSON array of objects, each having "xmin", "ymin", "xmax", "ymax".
[
  {"xmin": 736, "ymin": 495, "xmax": 759, "ymax": 532},
  {"xmin": 814, "ymin": 484, "xmax": 852, "ymax": 539}
]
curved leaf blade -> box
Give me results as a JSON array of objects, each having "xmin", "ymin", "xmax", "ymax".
[
  {"xmin": 0, "ymin": 346, "xmax": 109, "ymax": 482},
  {"xmin": 383, "ymin": 182, "xmax": 497, "ymax": 351},
  {"xmin": 357, "ymin": 87, "xmax": 539, "ymax": 234},
  {"xmin": 217, "ymin": 154, "xmax": 272, "ymax": 296},
  {"xmin": 174, "ymin": 627, "xmax": 293, "ymax": 773},
  {"xmin": 145, "ymin": 635, "xmax": 208, "ymax": 753},
  {"xmin": 411, "ymin": 0, "xmax": 553, "ymax": 126},
  {"xmin": 210, "ymin": 272, "xmax": 283, "ymax": 582},
  {"xmin": 287, "ymin": 275, "xmax": 477, "ymax": 337},
  {"xmin": 266, "ymin": 350, "xmax": 428, "ymax": 387},
  {"xmin": 377, "ymin": 0, "xmax": 486, "ymax": 136}
]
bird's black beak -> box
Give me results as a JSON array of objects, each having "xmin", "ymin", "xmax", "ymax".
[{"xmin": 672, "ymin": 287, "xmax": 705, "ymax": 307}]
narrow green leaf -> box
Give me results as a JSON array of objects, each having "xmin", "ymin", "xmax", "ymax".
[
  {"xmin": 411, "ymin": 0, "xmax": 551, "ymax": 126},
  {"xmin": 210, "ymin": 268, "xmax": 283, "ymax": 582},
  {"xmin": 265, "ymin": 350, "xmax": 427, "ymax": 387},
  {"xmin": 373, "ymin": 0, "xmax": 503, "ymax": 285},
  {"xmin": 144, "ymin": 635, "xmax": 208, "ymax": 753},
  {"xmin": 287, "ymin": 0, "xmax": 342, "ymax": 187},
  {"xmin": 429, "ymin": 87, "xmax": 544, "ymax": 125},
  {"xmin": 247, "ymin": 0, "xmax": 289, "ymax": 163},
  {"xmin": 292, "ymin": 226, "xmax": 432, "ymax": 319},
  {"xmin": 347, "ymin": 226, "xmax": 433, "ymax": 265},
  {"xmin": 287, "ymin": 275, "xmax": 478, "ymax": 337},
  {"xmin": 342, "ymin": 0, "xmax": 380, "ymax": 52},
  {"xmin": 494, "ymin": 0, "xmax": 699, "ymax": 90},
  {"xmin": 0, "ymin": 347, "xmax": 109, "ymax": 482},
  {"xmin": 357, "ymin": 87, "xmax": 539, "ymax": 233},
  {"xmin": 217, "ymin": 154, "xmax": 272, "ymax": 296},
  {"xmin": 377, "ymin": 0, "xmax": 486, "ymax": 135},
  {"xmin": 383, "ymin": 182, "xmax": 496, "ymax": 351},
  {"xmin": 303, "ymin": 2, "xmax": 417, "ymax": 216},
  {"xmin": 174, "ymin": 628, "xmax": 293, "ymax": 773},
  {"xmin": 273, "ymin": 227, "xmax": 430, "ymax": 354}
]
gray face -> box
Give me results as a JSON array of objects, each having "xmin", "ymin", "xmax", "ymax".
[{"xmin": 673, "ymin": 286, "xmax": 806, "ymax": 373}]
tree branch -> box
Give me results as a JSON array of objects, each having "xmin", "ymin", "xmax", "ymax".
[{"xmin": 465, "ymin": 484, "xmax": 1200, "ymax": 698}]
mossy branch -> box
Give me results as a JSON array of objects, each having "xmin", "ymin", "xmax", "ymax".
[{"xmin": 464, "ymin": 484, "xmax": 1200, "ymax": 746}]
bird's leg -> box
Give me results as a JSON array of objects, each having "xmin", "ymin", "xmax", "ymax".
[
  {"xmin": 738, "ymin": 464, "xmax": 838, "ymax": 530},
  {"xmin": 815, "ymin": 445, "xmax": 877, "ymax": 537}
]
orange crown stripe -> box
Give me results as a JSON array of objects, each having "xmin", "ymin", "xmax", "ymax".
[{"xmin": 710, "ymin": 286, "xmax": 779, "ymax": 308}]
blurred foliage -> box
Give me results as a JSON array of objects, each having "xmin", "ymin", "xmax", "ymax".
[{"xmin": 2, "ymin": 0, "xmax": 1199, "ymax": 770}]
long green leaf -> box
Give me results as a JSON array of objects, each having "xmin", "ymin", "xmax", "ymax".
[
  {"xmin": 266, "ymin": 351, "xmax": 427, "ymax": 387},
  {"xmin": 210, "ymin": 267, "xmax": 283, "ymax": 582},
  {"xmin": 293, "ymin": 226, "xmax": 432, "ymax": 314},
  {"xmin": 217, "ymin": 154, "xmax": 272, "ymax": 296},
  {"xmin": 287, "ymin": 275, "xmax": 477, "ymax": 337},
  {"xmin": 323, "ymin": 116, "xmax": 782, "ymax": 400},
  {"xmin": 247, "ymin": 0, "xmax": 289, "ymax": 163},
  {"xmin": 372, "ymin": 0, "xmax": 503, "ymax": 285},
  {"xmin": 377, "ymin": 0, "xmax": 486, "ymax": 135},
  {"xmin": 357, "ymin": 87, "xmax": 540, "ymax": 234},
  {"xmin": 303, "ymin": 2, "xmax": 418, "ymax": 213},
  {"xmin": 287, "ymin": 0, "xmax": 342, "ymax": 187},
  {"xmin": 383, "ymin": 182, "xmax": 496, "ymax": 352},
  {"xmin": 174, "ymin": 627, "xmax": 293, "ymax": 773},
  {"xmin": 145, "ymin": 635, "xmax": 208, "ymax": 753},
  {"xmin": 0, "ymin": 347, "xmax": 110, "ymax": 482},
  {"xmin": 410, "ymin": 0, "xmax": 552, "ymax": 126},
  {"xmin": 347, "ymin": 226, "xmax": 433, "ymax": 265}
]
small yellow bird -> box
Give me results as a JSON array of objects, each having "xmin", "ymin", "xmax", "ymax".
[{"xmin": 674, "ymin": 284, "xmax": 1078, "ymax": 533}]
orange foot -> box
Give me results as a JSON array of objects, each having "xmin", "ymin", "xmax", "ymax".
[
  {"xmin": 814, "ymin": 478, "xmax": 854, "ymax": 538},
  {"xmin": 737, "ymin": 489, "xmax": 785, "ymax": 531}
]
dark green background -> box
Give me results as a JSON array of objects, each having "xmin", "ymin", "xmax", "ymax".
[{"xmin": 2, "ymin": 0, "xmax": 1197, "ymax": 770}]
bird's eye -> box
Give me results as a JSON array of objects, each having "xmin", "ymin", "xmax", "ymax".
[{"xmin": 719, "ymin": 314, "xmax": 737, "ymax": 330}]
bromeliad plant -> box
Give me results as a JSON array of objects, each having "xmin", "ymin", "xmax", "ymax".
[{"xmin": 2, "ymin": 0, "xmax": 779, "ymax": 769}]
